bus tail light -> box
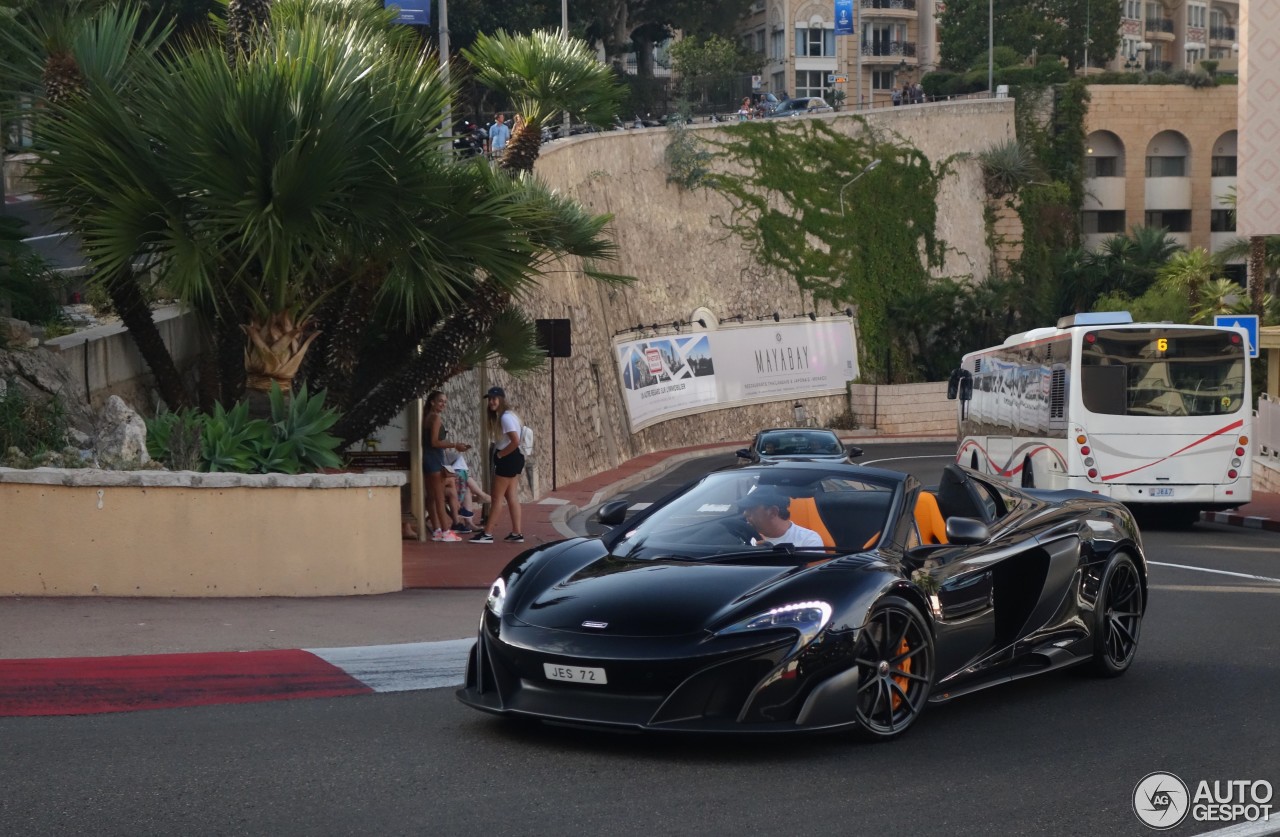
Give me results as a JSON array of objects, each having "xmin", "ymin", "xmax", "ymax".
[
  {"xmin": 1232, "ymin": 458, "xmax": 1242, "ymax": 468},
  {"xmin": 1080, "ymin": 445, "xmax": 1091, "ymax": 455},
  {"xmin": 1087, "ymin": 468, "xmax": 1098, "ymax": 479},
  {"xmin": 1239, "ymin": 436, "xmax": 1249, "ymax": 446},
  {"xmin": 1228, "ymin": 469, "xmax": 1239, "ymax": 479},
  {"xmin": 1236, "ymin": 447, "xmax": 1246, "ymax": 457}
]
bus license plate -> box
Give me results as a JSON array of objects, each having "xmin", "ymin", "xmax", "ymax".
[
  {"xmin": 1151, "ymin": 487, "xmax": 1175, "ymax": 497},
  {"xmin": 544, "ymin": 663, "xmax": 608, "ymax": 685}
]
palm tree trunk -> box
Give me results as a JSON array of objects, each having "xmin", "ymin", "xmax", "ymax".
[
  {"xmin": 242, "ymin": 309, "xmax": 319, "ymax": 418},
  {"xmin": 334, "ymin": 281, "xmax": 508, "ymax": 446},
  {"xmin": 314, "ymin": 268, "xmax": 381, "ymax": 411},
  {"xmin": 1251, "ymin": 235, "xmax": 1267, "ymax": 317},
  {"xmin": 499, "ymin": 123, "xmax": 543, "ymax": 174},
  {"xmin": 107, "ymin": 270, "xmax": 193, "ymax": 411}
]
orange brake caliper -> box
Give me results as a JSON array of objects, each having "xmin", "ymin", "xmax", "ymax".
[{"xmin": 890, "ymin": 637, "xmax": 911, "ymax": 710}]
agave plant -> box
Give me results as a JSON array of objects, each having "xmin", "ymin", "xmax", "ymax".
[{"xmin": 978, "ymin": 138, "xmax": 1039, "ymax": 198}]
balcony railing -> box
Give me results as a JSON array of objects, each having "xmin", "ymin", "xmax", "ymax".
[
  {"xmin": 1146, "ymin": 18, "xmax": 1176, "ymax": 35},
  {"xmin": 860, "ymin": 40, "xmax": 917, "ymax": 57},
  {"xmin": 861, "ymin": 0, "xmax": 917, "ymax": 10},
  {"xmin": 1209, "ymin": 25, "xmax": 1236, "ymax": 40}
]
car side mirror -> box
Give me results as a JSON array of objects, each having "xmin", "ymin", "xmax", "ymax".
[
  {"xmin": 596, "ymin": 500, "xmax": 630, "ymax": 526},
  {"xmin": 947, "ymin": 368, "xmax": 973, "ymax": 402},
  {"xmin": 735, "ymin": 448, "xmax": 752, "ymax": 459},
  {"xmin": 944, "ymin": 517, "xmax": 990, "ymax": 545},
  {"xmin": 846, "ymin": 445, "xmax": 863, "ymax": 459}
]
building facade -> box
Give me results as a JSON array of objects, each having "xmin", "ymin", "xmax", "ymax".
[
  {"xmin": 1101, "ymin": 0, "xmax": 1240, "ymax": 74},
  {"xmin": 736, "ymin": 0, "xmax": 939, "ymax": 109},
  {"xmin": 1082, "ymin": 85, "xmax": 1240, "ymax": 272}
]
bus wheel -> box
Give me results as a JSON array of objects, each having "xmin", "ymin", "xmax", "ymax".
[{"xmin": 1020, "ymin": 457, "xmax": 1035, "ymax": 488}]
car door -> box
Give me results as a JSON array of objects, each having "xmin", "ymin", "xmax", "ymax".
[{"xmin": 913, "ymin": 467, "xmax": 1059, "ymax": 686}]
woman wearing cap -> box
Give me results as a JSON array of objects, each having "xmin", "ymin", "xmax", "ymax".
[
  {"xmin": 423, "ymin": 390, "xmax": 470, "ymax": 542},
  {"xmin": 471, "ymin": 387, "xmax": 524, "ymax": 544}
]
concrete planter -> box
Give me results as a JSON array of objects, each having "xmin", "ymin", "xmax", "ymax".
[{"xmin": 0, "ymin": 468, "xmax": 406, "ymax": 597}]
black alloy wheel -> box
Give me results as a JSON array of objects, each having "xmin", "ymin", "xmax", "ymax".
[
  {"xmin": 1091, "ymin": 553, "xmax": 1143, "ymax": 677},
  {"xmin": 852, "ymin": 596, "xmax": 934, "ymax": 740}
]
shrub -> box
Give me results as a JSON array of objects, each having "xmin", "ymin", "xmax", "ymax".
[
  {"xmin": 0, "ymin": 380, "xmax": 69, "ymax": 459},
  {"xmin": 826, "ymin": 409, "xmax": 860, "ymax": 430},
  {"xmin": 148, "ymin": 384, "xmax": 343, "ymax": 474}
]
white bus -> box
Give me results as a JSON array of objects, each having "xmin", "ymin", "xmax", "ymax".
[{"xmin": 948, "ymin": 312, "xmax": 1251, "ymax": 519}]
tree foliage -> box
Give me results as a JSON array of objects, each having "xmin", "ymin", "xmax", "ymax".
[
  {"xmin": 3, "ymin": 0, "xmax": 629, "ymax": 450},
  {"xmin": 937, "ymin": 0, "xmax": 1120, "ymax": 73},
  {"xmin": 699, "ymin": 119, "xmax": 956, "ymax": 381}
]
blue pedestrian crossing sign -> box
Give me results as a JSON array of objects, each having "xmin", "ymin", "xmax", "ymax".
[{"xmin": 1215, "ymin": 314, "xmax": 1259, "ymax": 358}]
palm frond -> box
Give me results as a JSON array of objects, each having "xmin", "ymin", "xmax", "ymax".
[{"xmin": 462, "ymin": 29, "xmax": 624, "ymax": 129}]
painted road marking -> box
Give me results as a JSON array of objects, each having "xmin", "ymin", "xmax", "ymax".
[
  {"xmin": 308, "ymin": 639, "xmax": 472, "ymax": 693},
  {"xmin": 859, "ymin": 454, "xmax": 953, "ymax": 466},
  {"xmin": 1149, "ymin": 561, "xmax": 1280, "ymax": 584},
  {"xmin": 1150, "ymin": 584, "xmax": 1280, "ymax": 594}
]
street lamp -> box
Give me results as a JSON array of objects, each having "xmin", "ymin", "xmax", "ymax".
[
  {"xmin": 839, "ymin": 158, "xmax": 882, "ymax": 216},
  {"xmin": 1123, "ymin": 41, "xmax": 1151, "ymax": 72},
  {"xmin": 987, "ymin": 0, "xmax": 993, "ymax": 96}
]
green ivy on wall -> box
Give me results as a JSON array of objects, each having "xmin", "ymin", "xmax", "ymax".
[
  {"xmin": 694, "ymin": 118, "xmax": 956, "ymax": 381},
  {"xmin": 1009, "ymin": 79, "xmax": 1089, "ymax": 320}
]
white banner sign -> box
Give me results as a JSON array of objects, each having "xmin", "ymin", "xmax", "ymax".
[{"xmin": 615, "ymin": 319, "xmax": 858, "ymax": 432}]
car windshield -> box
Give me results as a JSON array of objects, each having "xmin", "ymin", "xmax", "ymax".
[
  {"xmin": 610, "ymin": 468, "xmax": 897, "ymax": 560},
  {"xmin": 759, "ymin": 430, "xmax": 843, "ymax": 456}
]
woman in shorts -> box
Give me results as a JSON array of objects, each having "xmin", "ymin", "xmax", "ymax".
[
  {"xmin": 423, "ymin": 390, "xmax": 470, "ymax": 542},
  {"xmin": 470, "ymin": 387, "xmax": 524, "ymax": 544}
]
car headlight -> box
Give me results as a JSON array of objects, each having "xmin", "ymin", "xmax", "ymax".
[
  {"xmin": 717, "ymin": 601, "xmax": 832, "ymax": 645},
  {"xmin": 486, "ymin": 577, "xmax": 507, "ymax": 618}
]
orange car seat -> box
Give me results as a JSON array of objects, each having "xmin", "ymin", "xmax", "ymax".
[
  {"xmin": 788, "ymin": 497, "xmax": 836, "ymax": 548},
  {"xmin": 914, "ymin": 491, "xmax": 948, "ymax": 545}
]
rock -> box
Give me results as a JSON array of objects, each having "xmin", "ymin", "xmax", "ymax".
[
  {"xmin": 1, "ymin": 317, "xmax": 33, "ymax": 345},
  {"xmin": 94, "ymin": 395, "xmax": 150, "ymax": 467},
  {"xmin": 0, "ymin": 344, "xmax": 96, "ymax": 440}
]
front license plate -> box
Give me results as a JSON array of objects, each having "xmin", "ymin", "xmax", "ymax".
[
  {"xmin": 1151, "ymin": 487, "xmax": 1175, "ymax": 497},
  {"xmin": 543, "ymin": 663, "xmax": 608, "ymax": 685}
]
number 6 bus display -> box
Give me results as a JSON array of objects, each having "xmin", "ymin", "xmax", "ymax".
[{"xmin": 947, "ymin": 311, "xmax": 1251, "ymax": 519}]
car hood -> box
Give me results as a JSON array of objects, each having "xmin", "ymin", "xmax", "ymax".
[{"xmin": 513, "ymin": 554, "xmax": 800, "ymax": 637}]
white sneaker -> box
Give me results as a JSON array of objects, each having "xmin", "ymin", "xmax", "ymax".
[{"xmin": 439, "ymin": 530, "xmax": 462, "ymax": 542}]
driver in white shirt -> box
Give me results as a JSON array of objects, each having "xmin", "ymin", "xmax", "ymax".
[{"xmin": 738, "ymin": 489, "xmax": 825, "ymax": 548}]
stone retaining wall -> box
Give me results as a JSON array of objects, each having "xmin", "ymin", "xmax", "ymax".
[
  {"xmin": 451, "ymin": 99, "xmax": 1009, "ymax": 492},
  {"xmin": 849, "ymin": 382, "xmax": 956, "ymax": 436},
  {"xmin": 0, "ymin": 468, "xmax": 405, "ymax": 597}
]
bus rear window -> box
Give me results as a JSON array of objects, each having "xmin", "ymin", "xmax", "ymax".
[{"xmin": 1080, "ymin": 329, "xmax": 1246, "ymax": 417}]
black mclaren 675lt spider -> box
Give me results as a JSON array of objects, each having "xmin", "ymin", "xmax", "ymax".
[{"xmin": 456, "ymin": 463, "xmax": 1148, "ymax": 739}]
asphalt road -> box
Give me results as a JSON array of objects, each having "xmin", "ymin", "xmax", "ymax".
[{"xmin": 3, "ymin": 442, "xmax": 1279, "ymax": 837}]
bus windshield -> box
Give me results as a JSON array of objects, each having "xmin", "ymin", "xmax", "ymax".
[{"xmin": 1080, "ymin": 328, "xmax": 1246, "ymax": 417}]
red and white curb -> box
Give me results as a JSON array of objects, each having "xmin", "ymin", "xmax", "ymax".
[
  {"xmin": 1200, "ymin": 511, "xmax": 1280, "ymax": 532},
  {"xmin": 0, "ymin": 639, "xmax": 471, "ymax": 717}
]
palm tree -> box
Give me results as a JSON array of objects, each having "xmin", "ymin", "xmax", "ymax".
[
  {"xmin": 14, "ymin": 1, "xmax": 628, "ymax": 433},
  {"xmin": 1156, "ymin": 247, "xmax": 1220, "ymax": 313},
  {"xmin": 0, "ymin": 2, "xmax": 195, "ymax": 409},
  {"xmin": 463, "ymin": 29, "xmax": 625, "ymax": 174}
]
